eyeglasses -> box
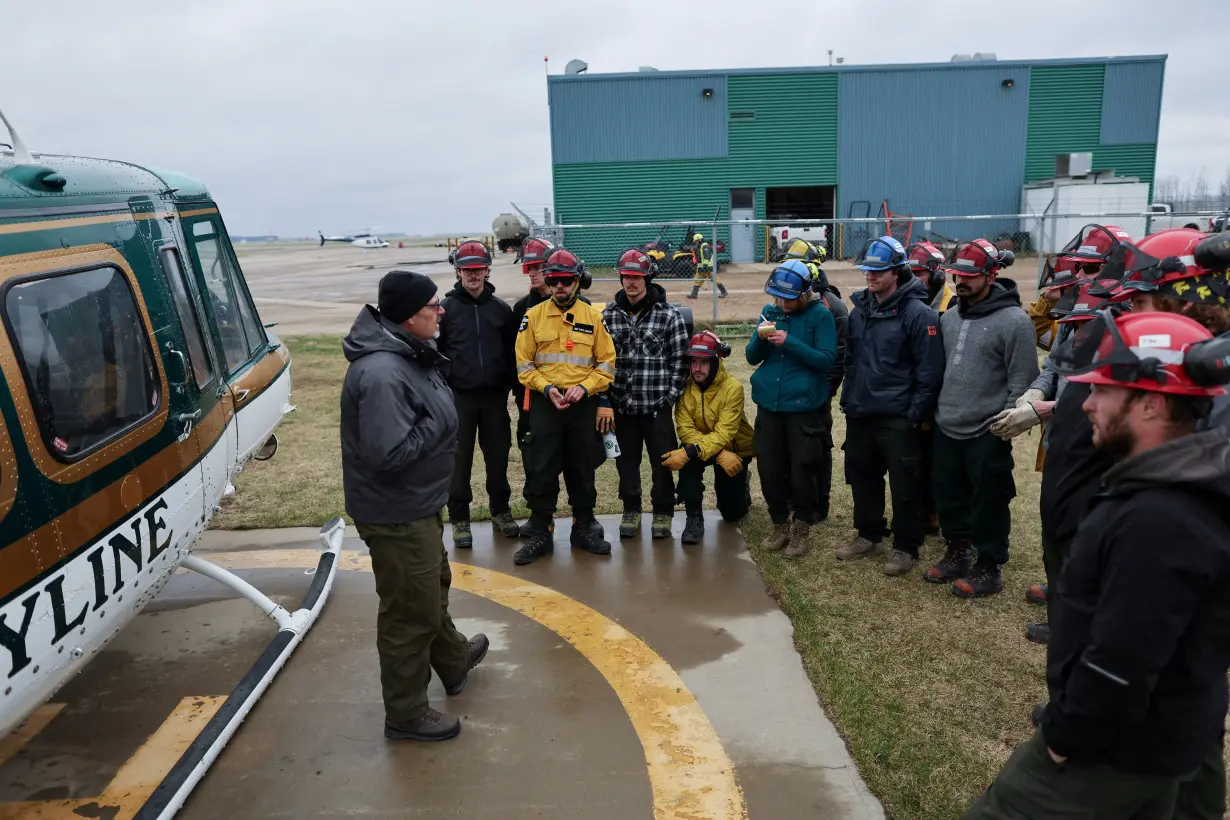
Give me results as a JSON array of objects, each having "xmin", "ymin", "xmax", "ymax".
[{"xmin": 424, "ymin": 299, "xmax": 443, "ymax": 311}]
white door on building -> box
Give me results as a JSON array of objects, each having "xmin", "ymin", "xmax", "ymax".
[{"xmin": 730, "ymin": 188, "xmax": 756, "ymax": 263}]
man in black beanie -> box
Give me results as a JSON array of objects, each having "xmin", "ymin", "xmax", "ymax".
[{"xmin": 340, "ymin": 269, "xmax": 489, "ymax": 742}]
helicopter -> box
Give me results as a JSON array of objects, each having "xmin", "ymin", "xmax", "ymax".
[{"xmin": 0, "ymin": 109, "xmax": 342, "ymax": 816}]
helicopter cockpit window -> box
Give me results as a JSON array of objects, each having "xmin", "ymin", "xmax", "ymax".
[
  {"xmin": 4, "ymin": 266, "xmax": 160, "ymax": 460},
  {"xmin": 159, "ymin": 247, "xmax": 213, "ymax": 390}
]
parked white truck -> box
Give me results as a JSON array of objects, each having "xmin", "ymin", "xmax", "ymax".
[{"xmin": 1147, "ymin": 203, "xmax": 1205, "ymax": 233}]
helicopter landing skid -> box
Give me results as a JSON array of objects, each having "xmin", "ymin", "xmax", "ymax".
[{"xmin": 134, "ymin": 517, "xmax": 346, "ymax": 820}]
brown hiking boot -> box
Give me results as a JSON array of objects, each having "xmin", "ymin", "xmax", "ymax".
[
  {"xmin": 761, "ymin": 522, "xmax": 790, "ymax": 552},
  {"xmin": 835, "ymin": 534, "xmax": 884, "ymax": 561},
  {"xmin": 883, "ymin": 549, "xmax": 917, "ymax": 576},
  {"xmin": 783, "ymin": 519, "xmax": 812, "ymax": 558}
]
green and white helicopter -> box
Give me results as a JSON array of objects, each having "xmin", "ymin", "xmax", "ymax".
[{"xmin": 0, "ymin": 109, "xmax": 342, "ymax": 817}]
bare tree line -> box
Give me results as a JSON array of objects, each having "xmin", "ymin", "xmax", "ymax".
[{"xmin": 1153, "ymin": 167, "xmax": 1230, "ymax": 213}]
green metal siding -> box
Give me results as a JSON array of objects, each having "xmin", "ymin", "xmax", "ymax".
[
  {"xmin": 1025, "ymin": 65, "xmax": 1104, "ymax": 182},
  {"xmin": 1093, "ymin": 143, "xmax": 1157, "ymax": 184},
  {"xmin": 726, "ymin": 74, "xmax": 838, "ymax": 186}
]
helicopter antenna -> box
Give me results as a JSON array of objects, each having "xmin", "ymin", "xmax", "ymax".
[{"xmin": 0, "ymin": 107, "xmax": 35, "ymax": 164}]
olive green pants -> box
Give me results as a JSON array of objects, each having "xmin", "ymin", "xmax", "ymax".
[
  {"xmin": 962, "ymin": 732, "xmax": 1184, "ymax": 820},
  {"xmin": 356, "ymin": 515, "xmax": 470, "ymax": 723}
]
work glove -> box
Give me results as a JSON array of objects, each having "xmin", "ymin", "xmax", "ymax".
[
  {"xmin": 989, "ymin": 402, "xmax": 1044, "ymax": 440},
  {"xmin": 596, "ymin": 397, "xmax": 614, "ymax": 433},
  {"xmin": 715, "ymin": 450, "xmax": 743, "ymax": 477},
  {"xmin": 661, "ymin": 446, "xmax": 696, "ymax": 471},
  {"xmin": 1014, "ymin": 388, "xmax": 1046, "ymax": 409}
]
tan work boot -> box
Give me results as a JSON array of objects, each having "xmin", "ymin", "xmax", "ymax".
[
  {"xmin": 883, "ymin": 549, "xmax": 917, "ymax": 576},
  {"xmin": 761, "ymin": 522, "xmax": 790, "ymax": 552},
  {"xmin": 835, "ymin": 534, "xmax": 884, "ymax": 561},
  {"xmin": 783, "ymin": 519, "xmax": 812, "ymax": 558}
]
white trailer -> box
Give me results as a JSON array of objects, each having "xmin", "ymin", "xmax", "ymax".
[{"xmin": 1022, "ymin": 174, "xmax": 1151, "ymax": 254}]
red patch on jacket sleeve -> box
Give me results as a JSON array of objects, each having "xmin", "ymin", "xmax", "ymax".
[{"xmin": 927, "ymin": 326, "xmax": 937, "ymax": 336}]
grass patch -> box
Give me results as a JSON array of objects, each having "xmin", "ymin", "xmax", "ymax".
[{"xmin": 211, "ymin": 334, "xmax": 1226, "ymax": 819}]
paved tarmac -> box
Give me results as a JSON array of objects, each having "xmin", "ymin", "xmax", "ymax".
[{"xmin": 0, "ymin": 515, "xmax": 885, "ymax": 819}]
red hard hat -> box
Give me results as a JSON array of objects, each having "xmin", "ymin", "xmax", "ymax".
[
  {"xmin": 1099, "ymin": 229, "xmax": 1217, "ymax": 303},
  {"xmin": 520, "ymin": 237, "xmax": 555, "ymax": 271},
  {"xmin": 683, "ymin": 331, "xmax": 731, "ymax": 359},
  {"xmin": 616, "ymin": 248, "xmax": 653, "ymax": 276},
  {"xmin": 907, "ymin": 241, "xmax": 945, "ymax": 272},
  {"xmin": 1058, "ymin": 224, "xmax": 1133, "ymax": 263},
  {"xmin": 1051, "ymin": 278, "xmax": 1124, "ymax": 324},
  {"xmin": 543, "ymin": 248, "xmax": 582, "ymax": 277},
  {"xmin": 945, "ymin": 239, "xmax": 1009, "ymax": 277},
  {"xmin": 453, "ymin": 241, "xmax": 491, "ymax": 269},
  {"xmin": 1065, "ymin": 311, "xmax": 1226, "ymax": 396}
]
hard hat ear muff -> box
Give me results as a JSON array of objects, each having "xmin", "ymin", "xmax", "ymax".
[
  {"xmin": 579, "ymin": 263, "xmax": 592, "ymax": 290},
  {"xmin": 701, "ymin": 330, "xmax": 731, "ymax": 358}
]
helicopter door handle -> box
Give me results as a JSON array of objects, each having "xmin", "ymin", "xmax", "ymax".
[
  {"xmin": 234, "ymin": 388, "xmax": 250, "ymax": 403},
  {"xmin": 166, "ymin": 344, "xmax": 190, "ymax": 386},
  {"xmin": 174, "ymin": 409, "xmax": 201, "ymax": 442}
]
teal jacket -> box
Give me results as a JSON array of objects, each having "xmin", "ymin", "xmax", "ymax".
[{"xmin": 745, "ymin": 297, "xmax": 838, "ymax": 413}]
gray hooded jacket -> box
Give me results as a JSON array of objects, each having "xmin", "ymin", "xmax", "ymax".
[
  {"xmin": 935, "ymin": 278, "xmax": 1040, "ymax": 439},
  {"xmin": 340, "ymin": 305, "xmax": 459, "ymax": 525}
]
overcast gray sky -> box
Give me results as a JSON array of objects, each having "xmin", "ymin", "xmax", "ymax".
[{"xmin": 2, "ymin": 0, "xmax": 1224, "ymax": 236}]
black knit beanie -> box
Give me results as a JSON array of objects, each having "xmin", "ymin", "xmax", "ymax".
[{"xmin": 378, "ymin": 270, "xmax": 437, "ymax": 324}]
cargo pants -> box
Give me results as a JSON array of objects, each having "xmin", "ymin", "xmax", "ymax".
[
  {"xmin": 522, "ymin": 392, "xmax": 604, "ymax": 522},
  {"xmin": 754, "ymin": 406, "xmax": 828, "ymax": 525},
  {"xmin": 614, "ymin": 409, "xmax": 678, "ymax": 515},
  {"xmin": 931, "ymin": 429, "xmax": 1016, "ymax": 566},
  {"xmin": 843, "ymin": 414, "xmax": 925, "ymax": 556},
  {"xmin": 962, "ymin": 731, "xmax": 1186, "ymax": 820},
  {"xmin": 356, "ymin": 514, "xmax": 470, "ymax": 724},
  {"xmin": 677, "ymin": 454, "xmax": 753, "ymax": 522},
  {"xmin": 448, "ymin": 389, "xmax": 513, "ymax": 522}
]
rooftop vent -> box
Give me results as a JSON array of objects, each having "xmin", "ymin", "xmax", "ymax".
[
  {"xmin": 565, "ymin": 59, "xmax": 588, "ymax": 75},
  {"xmin": 951, "ymin": 52, "xmax": 998, "ymax": 62}
]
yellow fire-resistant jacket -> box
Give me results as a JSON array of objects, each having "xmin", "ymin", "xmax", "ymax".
[
  {"xmin": 1028, "ymin": 294, "xmax": 1058, "ymax": 349},
  {"xmin": 516, "ymin": 297, "xmax": 616, "ymax": 397},
  {"xmin": 674, "ymin": 359, "xmax": 755, "ymax": 460}
]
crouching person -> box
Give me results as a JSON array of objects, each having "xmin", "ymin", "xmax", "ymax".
[
  {"xmin": 746, "ymin": 261, "xmax": 838, "ymax": 557},
  {"xmin": 665, "ymin": 331, "xmax": 755, "ymax": 543}
]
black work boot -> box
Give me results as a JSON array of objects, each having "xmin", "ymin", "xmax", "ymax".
[
  {"xmin": 444, "ymin": 633, "xmax": 490, "ymax": 695},
  {"xmin": 952, "ymin": 560, "xmax": 1004, "ymax": 598},
  {"xmin": 718, "ymin": 283, "xmax": 728, "ymax": 298},
  {"xmin": 385, "ymin": 707, "xmax": 461, "ymax": 741},
  {"xmin": 1024, "ymin": 622, "xmax": 1050, "ymax": 645},
  {"xmin": 922, "ymin": 538, "xmax": 973, "ymax": 584},
  {"xmin": 571, "ymin": 517, "xmax": 611, "ymax": 555},
  {"xmin": 514, "ymin": 521, "xmax": 554, "ymax": 565},
  {"xmin": 681, "ymin": 509, "xmax": 704, "ymax": 544},
  {"xmin": 517, "ymin": 519, "xmax": 534, "ymax": 538},
  {"xmin": 687, "ymin": 286, "xmax": 699, "ymax": 299},
  {"xmin": 451, "ymin": 520, "xmax": 472, "ymax": 549}
]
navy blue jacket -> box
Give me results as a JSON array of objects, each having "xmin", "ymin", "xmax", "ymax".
[{"xmin": 840, "ymin": 276, "xmax": 943, "ymax": 423}]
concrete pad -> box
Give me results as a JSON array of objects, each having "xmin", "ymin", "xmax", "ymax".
[{"xmin": 0, "ymin": 515, "xmax": 884, "ymax": 819}]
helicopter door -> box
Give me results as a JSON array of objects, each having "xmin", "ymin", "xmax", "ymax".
[
  {"xmin": 180, "ymin": 213, "xmax": 256, "ymax": 499},
  {"xmin": 155, "ymin": 240, "xmax": 224, "ymax": 518}
]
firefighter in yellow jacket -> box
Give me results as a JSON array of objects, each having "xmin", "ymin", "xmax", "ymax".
[
  {"xmin": 687, "ymin": 231, "xmax": 728, "ymax": 299},
  {"xmin": 514, "ymin": 248, "xmax": 617, "ymax": 564},
  {"xmin": 664, "ymin": 331, "xmax": 755, "ymax": 544}
]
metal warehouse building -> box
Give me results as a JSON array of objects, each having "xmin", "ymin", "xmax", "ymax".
[{"xmin": 546, "ymin": 54, "xmax": 1165, "ymax": 262}]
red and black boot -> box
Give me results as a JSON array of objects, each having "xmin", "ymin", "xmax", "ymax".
[
  {"xmin": 922, "ymin": 538, "xmax": 973, "ymax": 584},
  {"xmin": 953, "ymin": 560, "xmax": 1004, "ymax": 598}
]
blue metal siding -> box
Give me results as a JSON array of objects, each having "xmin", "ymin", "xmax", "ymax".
[
  {"xmin": 1100, "ymin": 61, "xmax": 1163, "ymax": 145},
  {"xmin": 548, "ymin": 75, "xmax": 727, "ymax": 164},
  {"xmin": 837, "ymin": 66, "xmax": 1031, "ymax": 237}
]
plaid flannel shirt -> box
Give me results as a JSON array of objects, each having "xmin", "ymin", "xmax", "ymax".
[{"xmin": 602, "ymin": 298, "xmax": 689, "ymax": 416}]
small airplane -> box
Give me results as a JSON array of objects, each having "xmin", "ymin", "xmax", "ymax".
[
  {"xmin": 319, "ymin": 229, "xmax": 388, "ymax": 248},
  {"xmin": 0, "ymin": 107, "xmax": 342, "ymax": 816}
]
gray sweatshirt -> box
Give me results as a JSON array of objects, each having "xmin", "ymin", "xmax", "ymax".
[{"xmin": 935, "ymin": 279, "xmax": 1040, "ymax": 439}]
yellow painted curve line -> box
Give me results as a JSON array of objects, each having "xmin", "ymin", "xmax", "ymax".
[{"xmin": 208, "ymin": 549, "xmax": 748, "ymax": 820}]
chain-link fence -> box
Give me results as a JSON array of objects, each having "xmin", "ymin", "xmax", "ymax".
[{"xmin": 535, "ymin": 208, "xmax": 1227, "ymax": 336}]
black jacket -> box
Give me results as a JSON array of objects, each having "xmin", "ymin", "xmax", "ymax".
[
  {"xmin": 340, "ymin": 306, "xmax": 459, "ymax": 525},
  {"xmin": 815, "ymin": 287, "xmax": 849, "ymax": 399},
  {"xmin": 840, "ymin": 276, "xmax": 943, "ymax": 423},
  {"xmin": 1041, "ymin": 430, "xmax": 1230, "ymax": 777},
  {"xmin": 438, "ymin": 280, "xmax": 515, "ymax": 393},
  {"xmin": 1038, "ymin": 381, "xmax": 1115, "ymax": 546}
]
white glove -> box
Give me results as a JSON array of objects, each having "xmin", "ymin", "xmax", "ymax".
[
  {"xmin": 989, "ymin": 403, "xmax": 1044, "ymax": 439},
  {"xmin": 1014, "ymin": 388, "xmax": 1046, "ymax": 409}
]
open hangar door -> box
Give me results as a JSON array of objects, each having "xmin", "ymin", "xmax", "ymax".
[{"xmin": 766, "ymin": 186, "xmax": 836, "ymax": 260}]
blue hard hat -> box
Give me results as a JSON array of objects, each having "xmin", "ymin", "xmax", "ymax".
[
  {"xmin": 856, "ymin": 236, "xmax": 908, "ymax": 271},
  {"xmin": 765, "ymin": 262, "xmax": 810, "ymax": 300}
]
